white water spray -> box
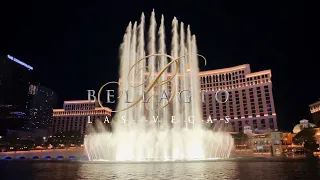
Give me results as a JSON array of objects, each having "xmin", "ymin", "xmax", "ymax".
[{"xmin": 84, "ymin": 11, "xmax": 233, "ymax": 161}]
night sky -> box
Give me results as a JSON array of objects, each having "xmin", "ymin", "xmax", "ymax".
[{"xmin": 1, "ymin": 1, "xmax": 319, "ymax": 131}]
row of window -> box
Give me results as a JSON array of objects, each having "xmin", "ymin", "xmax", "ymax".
[
  {"xmin": 200, "ymin": 71, "xmax": 269, "ymax": 86},
  {"xmin": 202, "ymin": 78, "xmax": 270, "ymax": 87},
  {"xmin": 200, "ymin": 70, "xmax": 246, "ymax": 83},
  {"xmin": 64, "ymin": 103, "xmax": 95, "ymax": 111}
]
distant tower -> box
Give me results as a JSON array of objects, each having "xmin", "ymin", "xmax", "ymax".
[
  {"xmin": 0, "ymin": 55, "xmax": 33, "ymax": 135},
  {"xmin": 25, "ymin": 85, "xmax": 58, "ymax": 131}
]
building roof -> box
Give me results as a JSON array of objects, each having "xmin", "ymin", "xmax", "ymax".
[
  {"xmin": 293, "ymin": 123, "xmax": 317, "ymax": 133},
  {"xmin": 309, "ymin": 100, "xmax": 320, "ymax": 107},
  {"xmin": 64, "ymin": 100, "xmax": 96, "ymax": 104},
  {"xmin": 198, "ymin": 64, "xmax": 250, "ymax": 76}
]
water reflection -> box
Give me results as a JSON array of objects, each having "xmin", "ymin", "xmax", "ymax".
[
  {"xmin": 236, "ymin": 161, "xmax": 320, "ymax": 180},
  {"xmin": 77, "ymin": 162, "xmax": 239, "ymax": 179},
  {"xmin": 0, "ymin": 161, "xmax": 319, "ymax": 180}
]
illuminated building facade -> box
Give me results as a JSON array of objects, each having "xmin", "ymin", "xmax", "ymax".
[
  {"xmin": 309, "ymin": 100, "xmax": 320, "ymax": 127},
  {"xmin": 247, "ymin": 132, "xmax": 282, "ymax": 155},
  {"xmin": 199, "ymin": 64, "xmax": 277, "ymax": 132},
  {"xmin": 0, "ymin": 55, "xmax": 34, "ymax": 135},
  {"xmin": 52, "ymin": 100, "xmax": 111, "ymax": 135}
]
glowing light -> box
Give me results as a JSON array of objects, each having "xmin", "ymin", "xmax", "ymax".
[
  {"xmin": 12, "ymin": 112, "xmax": 26, "ymax": 116},
  {"xmin": 7, "ymin": 55, "xmax": 33, "ymax": 70}
]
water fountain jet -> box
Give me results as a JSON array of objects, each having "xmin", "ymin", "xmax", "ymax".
[{"xmin": 84, "ymin": 11, "xmax": 234, "ymax": 162}]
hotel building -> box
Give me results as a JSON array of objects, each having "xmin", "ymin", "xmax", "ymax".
[
  {"xmin": 309, "ymin": 100, "xmax": 320, "ymax": 127},
  {"xmin": 52, "ymin": 100, "xmax": 111, "ymax": 135},
  {"xmin": 199, "ymin": 64, "xmax": 277, "ymax": 132}
]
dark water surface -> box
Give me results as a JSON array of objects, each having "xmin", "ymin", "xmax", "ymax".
[{"xmin": 1, "ymin": 159, "xmax": 320, "ymax": 180}]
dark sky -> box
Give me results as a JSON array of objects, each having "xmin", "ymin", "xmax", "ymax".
[{"xmin": 1, "ymin": 0, "xmax": 319, "ymax": 131}]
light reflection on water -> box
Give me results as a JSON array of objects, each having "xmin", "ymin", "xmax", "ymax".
[
  {"xmin": 77, "ymin": 162, "xmax": 239, "ymax": 179},
  {"xmin": 1, "ymin": 161, "xmax": 320, "ymax": 180}
]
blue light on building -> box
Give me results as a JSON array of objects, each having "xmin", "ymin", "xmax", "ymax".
[{"xmin": 7, "ymin": 55, "xmax": 33, "ymax": 70}]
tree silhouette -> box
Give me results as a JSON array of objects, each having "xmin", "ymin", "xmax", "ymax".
[
  {"xmin": 3, "ymin": 132, "xmax": 18, "ymax": 144},
  {"xmin": 232, "ymin": 132, "xmax": 248, "ymax": 145},
  {"xmin": 47, "ymin": 131, "xmax": 83, "ymax": 148},
  {"xmin": 34, "ymin": 137, "xmax": 44, "ymax": 146},
  {"xmin": 293, "ymin": 128, "xmax": 318, "ymax": 153}
]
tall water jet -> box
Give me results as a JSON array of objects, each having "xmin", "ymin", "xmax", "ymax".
[{"xmin": 84, "ymin": 11, "xmax": 234, "ymax": 161}]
